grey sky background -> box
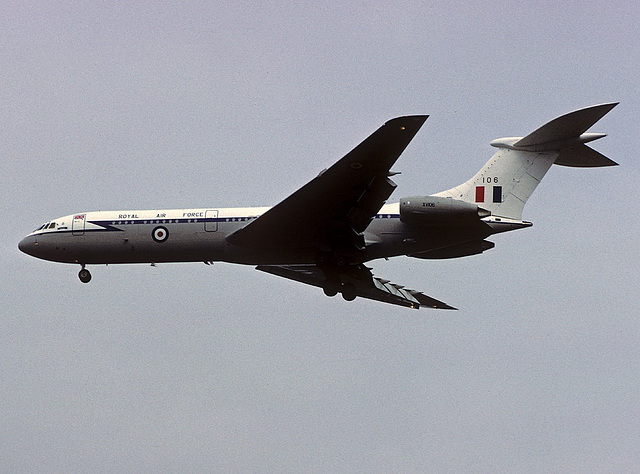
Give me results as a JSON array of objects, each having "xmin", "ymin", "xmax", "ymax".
[{"xmin": 2, "ymin": 2, "xmax": 639, "ymax": 471}]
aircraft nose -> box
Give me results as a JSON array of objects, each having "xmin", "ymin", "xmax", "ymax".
[{"xmin": 18, "ymin": 235, "xmax": 38, "ymax": 257}]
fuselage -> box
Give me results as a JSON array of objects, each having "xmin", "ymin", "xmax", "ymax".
[{"xmin": 18, "ymin": 202, "xmax": 525, "ymax": 268}]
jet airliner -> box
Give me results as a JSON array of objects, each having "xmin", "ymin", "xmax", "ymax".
[{"xmin": 19, "ymin": 103, "xmax": 618, "ymax": 309}]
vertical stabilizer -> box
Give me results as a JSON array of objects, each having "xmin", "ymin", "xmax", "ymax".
[
  {"xmin": 433, "ymin": 103, "xmax": 618, "ymax": 220},
  {"xmin": 434, "ymin": 148, "xmax": 557, "ymax": 220}
]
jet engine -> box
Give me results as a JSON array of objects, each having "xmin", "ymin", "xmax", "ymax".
[{"xmin": 399, "ymin": 196, "xmax": 490, "ymax": 226}]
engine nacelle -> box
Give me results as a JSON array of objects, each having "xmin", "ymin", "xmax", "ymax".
[{"xmin": 400, "ymin": 196, "xmax": 490, "ymax": 226}]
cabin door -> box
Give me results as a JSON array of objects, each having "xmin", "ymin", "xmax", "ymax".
[
  {"xmin": 204, "ymin": 210, "xmax": 218, "ymax": 232},
  {"xmin": 72, "ymin": 214, "xmax": 86, "ymax": 236}
]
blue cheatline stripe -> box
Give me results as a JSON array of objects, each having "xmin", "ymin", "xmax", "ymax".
[
  {"xmin": 89, "ymin": 216, "xmax": 256, "ymax": 227},
  {"xmin": 92, "ymin": 213, "xmax": 401, "ymax": 227}
]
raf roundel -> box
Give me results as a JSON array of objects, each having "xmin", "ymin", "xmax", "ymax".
[{"xmin": 152, "ymin": 226, "xmax": 169, "ymax": 243}]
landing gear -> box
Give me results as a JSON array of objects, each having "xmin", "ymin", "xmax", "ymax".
[
  {"xmin": 78, "ymin": 265, "xmax": 91, "ymax": 283},
  {"xmin": 317, "ymin": 251, "xmax": 360, "ymax": 302},
  {"xmin": 322, "ymin": 280, "xmax": 357, "ymax": 301},
  {"xmin": 341, "ymin": 283, "xmax": 357, "ymax": 301},
  {"xmin": 322, "ymin": 280, "xmax": 340, "ymax": 297}
]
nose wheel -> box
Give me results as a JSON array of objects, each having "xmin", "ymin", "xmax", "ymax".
[{"xmin": 78, "ymin": 266, "xmax": 92, "ymax": 283}]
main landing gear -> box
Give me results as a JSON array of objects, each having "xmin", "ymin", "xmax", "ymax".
[
  {"xmin": 317, "ymin": 251, "xmax": 358, "ymax": 302},
  {"xmin": 78, "ymin": 264, "xmax": 92, "ymax": 283},
  {"xmin": 322, "ymin": 280, "xmax": 357, "ymax": 301}
]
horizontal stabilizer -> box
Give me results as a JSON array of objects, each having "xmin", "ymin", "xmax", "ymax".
[
  {"xmin": 489, "ymin": 102, "xmax": 618, "ymax": 169},
  {"xmin": 514, "ymin": 102, "xmax": 618, "ymax": 147},
  {"xmin": 553, "ymin": 143, "xmax": 618, "ymax": 167}
]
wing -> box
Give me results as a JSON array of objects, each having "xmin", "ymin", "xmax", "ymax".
[
  {"xmin": 256, "ymin": 264, "xmax": 456, "ymax": 310},
  {"xmin": 226, "ymin": 115, "xmax": 428, "ymax": 250}
]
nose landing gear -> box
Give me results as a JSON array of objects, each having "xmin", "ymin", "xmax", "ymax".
[{"xmin": 78, "ymin": 265, "xmax": 92, "ymax": 283}]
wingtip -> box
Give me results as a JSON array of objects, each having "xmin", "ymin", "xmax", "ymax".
[
  {"xmin": 420, "ymin": 304, "xmax": 457, "ymax": 310},
  {"xmin": 417, "ymin": 297, "xmax": 457, "ymax": 310},
  {"xmin": 578, "ymin": 102, "xmax": 618, "ymax": 112},
  {"xmin": 385, "ymin": 115, "xmax": 429, "ymax": 127},
  {"xmin": 428, "ymin": 303, "xmax": 458, "ymax": 310}
]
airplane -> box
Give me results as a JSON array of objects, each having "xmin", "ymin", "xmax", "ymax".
[{"xmin": 18, "ymin": 103, "xmax": 618, "ymax": 310}]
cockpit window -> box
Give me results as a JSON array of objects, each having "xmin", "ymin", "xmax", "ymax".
[{"xmin": 34, "ymin": 222, "xmax": 55, "ymax": 232}]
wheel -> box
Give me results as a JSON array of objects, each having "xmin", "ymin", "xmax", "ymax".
[
  {"xmin": 341, "ymin": 283, "xmax": 357, "ymax": 301},
  {"xmin": 322, "ymin": 280, "xmax": 340, "ymax": 297},
  {"xmin": 78, "ymin": 268, "xmax": 92, "ymax": 283}
]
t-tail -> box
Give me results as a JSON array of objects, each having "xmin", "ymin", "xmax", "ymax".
[{"xmin": 433, "ymin": 103, "xmax": 618, "ymax": 221}]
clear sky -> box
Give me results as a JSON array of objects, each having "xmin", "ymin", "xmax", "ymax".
[{"xmin": 2, "ymin": 2, "xmax": 639, "ymax": 471}]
